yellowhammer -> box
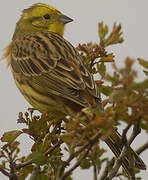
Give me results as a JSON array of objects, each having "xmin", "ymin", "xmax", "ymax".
[{"xmin": 4, "ymin": 3, "xmax": 146, "ymax": 175}]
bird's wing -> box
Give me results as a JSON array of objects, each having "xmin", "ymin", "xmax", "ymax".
[{"xmin": 10, "ymin": 31, "xmax": 100, "ymax": 107}]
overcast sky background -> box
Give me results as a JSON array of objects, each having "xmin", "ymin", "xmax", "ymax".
[{"xmin": 0, "ymin": 0, "xmax": 148, "ymax": 179}]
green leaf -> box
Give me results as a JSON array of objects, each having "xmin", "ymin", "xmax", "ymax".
[
  {"xmin": 100, "ymin": 53, "xmax": 114, "ymax": 63},
  {"xmin": 136, "ymin": 177, "xmax": 142, "ymax": 180},
  {"xmin": 1, "ymin": 130, "xmax": 22, "ymax": 143},
  {"xmin": 103, "ymin": 23, "xmax": 124, "ymax": 47},
  {"xmin": 61, "ymin": 134, "xmax": 73, "ymax": 144},
  {"xmin": 37, "ymin": 174, "xmax": 49, "ymax": 180},
  {"xmin": 140, "ymin": 123, "xmax": 148, "ymax": 130},
  {"xmin": 39, "ymin": 139, "xmax": 52, "ymax": 153},
  {"xmin": 80, "ymin": 159, "xmax": 91, "ymax": 169},
  {"xmin": 98, "ymin": 22, "xmax": 109, "ymax": 40},
  {"xmin": 29, "ymin": 152, "xmax": 46, "ymax": 165},
  {"xmin": 9, "ymin": 141, "xmax": 20, "ymax": 153},
  {"xmin": 138, "ymin": 58, "xmax": 148, "ymax": 69},
  {"xmin": 97, "ymin": 63, "xmax": 106, "ymax": 77},
  {"xmin": 19, "ymin": 165, "xmax": 34, "ymax": 179},
  {"xmin": 65, "ymin": 177, "xmax": 73, "ymax": 180},
  {"xmin": 101, "ymin": 86, "xmax": 112, "ymax": 96}
]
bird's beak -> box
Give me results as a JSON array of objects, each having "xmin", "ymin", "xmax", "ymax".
[{"xmin": 58, "ymin": 14, "xmax": 73, "ymax": 24}]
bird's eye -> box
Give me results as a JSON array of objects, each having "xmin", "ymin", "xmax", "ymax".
[{"xmin": 43, "ymin": 14, "xmax": 51, "ymax": 19}]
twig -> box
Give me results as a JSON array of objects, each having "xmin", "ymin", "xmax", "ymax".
[
  {"xmin": 58, "ymin": 131, "xmax": 102, "ymax": 177},
  {"xmin": 29, "ymin": 165, "xmax": 40, "ymax": 180},
  {"xmin": 122, "ymin": 121, "xmax": 142, "ymax": 180},
  {"xmin": 100, "ymin": 158, "xmax": 115, "ymax": 180},
  {"xmin": 128, "ymin": 149, "xmax": 136, "ymax": 180},
  {"xmin": 105, "ymin": 145, "xmax": 128, "ymax": 180},
  {"xmin": 105, "ymin": 122, "xmax": 141, "ymax": 180},
  {"xmin": 16, "ymin": 159, "xmax": 33, "ymax": 170},
  {"xmin": 9, "ymin": 162, "xmax": 19, "ymax": 180},
  {"xmin": 93, "ymin": 165, "xmax": 98, "ymax": 180},
  {"xmin": 45, "ymin": 140, "xmax": 63, "ymax": 156},
  {"xmin": 16, "ymin": 140, "xmax": 62, "ymax": 170},
  {"xmin": 122, "ymin": 124, "xmax": 132, "ymax": 146},
  {"xmin": 128, "ymin": 118, "xmax": 141, "ymax": 145},
  {"xmin": 60, "ymin": 141, "xmax": 96, "ymax": 180},
  {"xmin": 0, "ymin": 166, "xmax": 10, "ymax": 177},
  {"xmin": 51, "ymin": 120, "xmax": 62, "ymax": 134},
  {"xmin": 136, "ymin": 142, "xmax": 148, "ymax": 155}
]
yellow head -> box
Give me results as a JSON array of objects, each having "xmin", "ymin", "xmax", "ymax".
[{"xmin": 14, "ymin": 3, "xmax": 73, "ymax": 37}]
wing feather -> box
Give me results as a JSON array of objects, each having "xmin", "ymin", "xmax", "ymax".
[{"xmin": 11, "ymin": 31, "xmax": 100, "ymax": 107}]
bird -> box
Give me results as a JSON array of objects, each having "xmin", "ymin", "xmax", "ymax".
[{"xmin": 4, "ymin": 3, "xmax": 146, "ymax": 176}]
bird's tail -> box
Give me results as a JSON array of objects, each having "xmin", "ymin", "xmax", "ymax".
[{"xmin": 105, "ymin": 129, "xmax": 146, "ymax": 176}]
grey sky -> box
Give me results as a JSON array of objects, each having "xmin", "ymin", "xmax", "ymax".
[{"xmin": 0, "ymin": 0, "xmax": 148, "ymax": 179}]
